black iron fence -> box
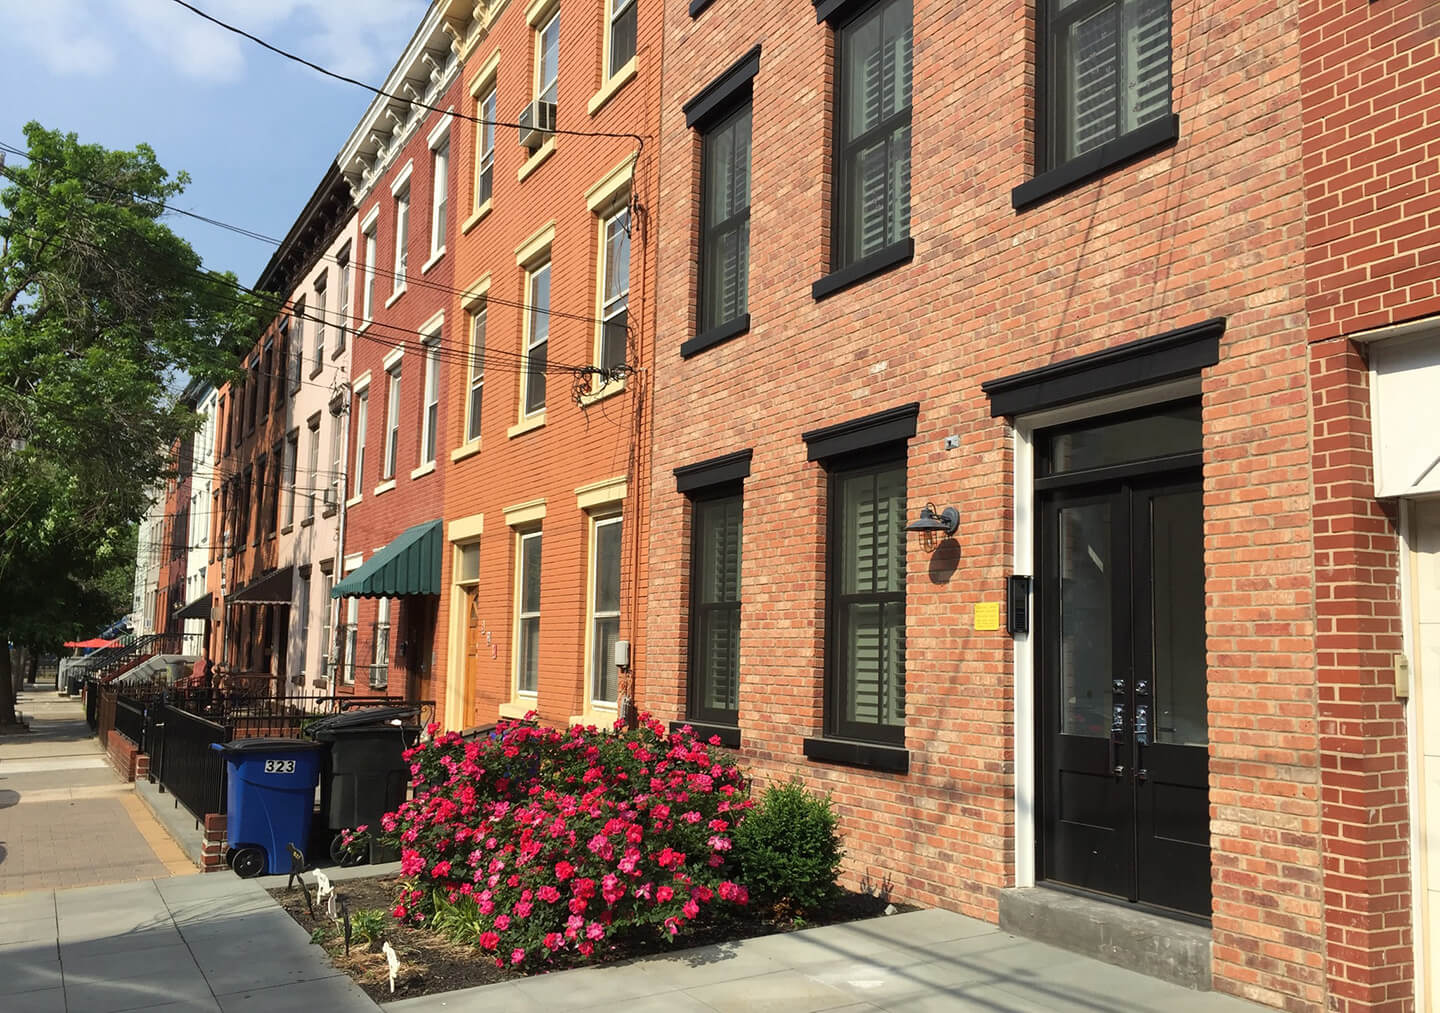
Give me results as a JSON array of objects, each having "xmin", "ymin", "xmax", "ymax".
[
  {"xmin": 155, "ymin": 704, "xmax": 230, "ymax": 822},
  {"xmin": 84, "ymin": 678, "xmax": 99, "ymax": 731},
  {"xmin": 113, "ymin": 694, "xmax": 147, "ymax": 751}
]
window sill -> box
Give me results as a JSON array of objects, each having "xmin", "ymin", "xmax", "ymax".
[
  {"xmin": 374, "ymin": 479, "xmax": 397, "ymax": 496},
  {"xmin": 345, "ymin": 494, "xmax": 363, "ymax": 509},
  {"xmin": 498, "ymin": 699, "xmax": 535, "ymax": 720},
  {"xmin": 462, "ymin": 200, "xmax": 492, "ymax": 235},
  {"xmin": 357, "ymin": 320, "xmax": 373, "ymax": 336},
  {"xmin": 385, "ymin": 287, "xmax": 406, "ymax": 310},
  {"xmin": 812, "ymin": 238, "xmax": 914, "ymax": 301},
  {"xmin": 451, "ymin": 439, "xmax": 482, "ymax": 462},
  {"xmin": 280, "ymin": 524, "xmax": 294, "ymax": 536},
  {"xmin": 588, "ymin": 58, "xmax": 637, "ymax": 117},
  {"xmin": 681, "ymin": 314, "xmax": 750, "ymax": 359},
  {"xmin": 670, "ymin": 720, "xmax": 740, "ymax": 748},
  {"xmin": 1012, "ymin": 115, "xmax": 1180, "ymax": 212},
  {"xmin": 332, "ymin": 339, "xmax": 347, "ymax": 360},
  {"xmin": 421, "ymin": 248, "xmax": 445, "ymax": 275},
  {"xmin": 802, "ymin": 736, "xmax": 908, "ymax": 773},
  {"xmin": 689, "ymin": 0, "xmax": 715, "ymax": 15},
  {"xmin": 580, "ymin": 378, "xmax": 626, "ymax": 407},
  {"xmin": 322, "ymin": 505, "xmax": 337, "ymax": 519},
  {"xmin": 300, "ymin": 516, "xmax": 314, "ymax": 528},
  {"xmin": 507, "ymin": 413, "xmax": 547, "ymax": 439},
  {"xmin": 571, "ymin": 704, "xmax": 616, "ymax": 728},
  {"xmin": 267, "ymin": 531, "xmax": 278, "ymax": 542},
  {"xmin": 309, "ymin": 362, "xmax": 324, "ymax": 380},
  {"xmin": 517, "ymin": 138, "xmax": 556, "ymax": 182},
  {"xmin": 410, "ymin": 460, "xmax": 437, "ymax": 481}
]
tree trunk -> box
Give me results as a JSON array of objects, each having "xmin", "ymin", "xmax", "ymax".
[
  {"xmin": 25, "ymin": 648, "xmax": 38, "ymax": 684},
  {"xmin": 0, "ymin": 641, "xmax": 18, "ymax": 726}
]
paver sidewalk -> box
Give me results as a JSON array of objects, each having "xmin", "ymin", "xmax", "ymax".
[
  {"xmin": 0, "ymin": 683, "xmax": 192, "ymax": 894},
  {"xmin": 0, "ymin": 872, "xmax": 378, "ymax": 1012}
]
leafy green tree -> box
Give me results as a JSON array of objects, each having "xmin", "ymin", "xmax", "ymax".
[{"xmin": 0, "ymin": 123, "xmax": 264, "ymax": 726}]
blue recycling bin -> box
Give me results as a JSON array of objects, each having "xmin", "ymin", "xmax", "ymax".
[{"xmin": 212, "ymin": 738, "xmax": 323, "ymax": 878}]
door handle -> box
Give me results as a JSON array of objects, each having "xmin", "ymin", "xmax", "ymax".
[
  {"xmin": 1110, "ymin": 699, "xmax": 1126, "ymax": 777},
  {"xmin": 1133, "ymin": 702, "xmax": 1150, "ymax": 782}
]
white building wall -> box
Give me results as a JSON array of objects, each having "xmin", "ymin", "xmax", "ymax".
[{"xmin": 183, "ymin": 388, "xmax": 218, "ymax": 655}]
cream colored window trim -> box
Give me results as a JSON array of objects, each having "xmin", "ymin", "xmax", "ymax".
[
  {"xmin": 499, "ymin": 700, "xmax": 533, "ymax": 719},
  {"xmin": 343, "ymin": 552, "xmax": 365, "ymax": 572},
  {"xmin": 514, "ymin": 221, "xmax": 557, "ymax": 268},
  {"xmin": 451, "ymin": 439, "xmax": 483, "ymax": 463},
  {"xmin": 525, "ymin": 0, "xmax": 559, "ymax": 28},
  {"xmin": 461, "ymin": 273, "xmax": 492, "ymax": 309},
  {"xmin": 384, "ymin": 288, "xmax": 405, "ymax": 309},
  {"xmin": 449, "ymin": 513, "xmax": 485, "ymax": 543},
  {"xmin": 575, "ymin": 475, "xmax": 627, "ymax": 511},
  {"xmin": 586, "ymin": 155, "xmax": 637, "ymax": 214},
  {"xmin": 469, "ymin": 48, "xmax": 502, "ymax": 96},
  {"xmin": 428, "ymin": 114, "xmax": 452, "ymax": 150},
  {"xmin": 410, "ymin": 461, "xmax": 437, "ymax": 481},
  {"xmin": 419, "ymin": 310, "xmax": 446, "ymax": 336},
  {"xmin": 383, "ymin": 345, "xmax": 405, "ymax": 372},
  {"xmin": 503, "ymin": 497, "xmax": 547, "ymax": 527},
  {"xmin": 579, "ymin": 377, "xmax": 626, "ymax": 407},
  {"xmin": 345, "ymin": 494, "xmax": 364, "ymax": 509},
  {"xmin": 507, "ymin": 413, "xmax": 546, "ymax": 439},
  {"xmin": 374, "ymin": 479, "xmax": 397, "ymax": 497},
  {"xmin": 462, "ymin": 200, "xmax": 493, "ymax": 234},
  {"xmin": 421, "ymin": 249, "xmax": 446, "ymax": 274},
  {"xmin": 517, "ymin": 138, "xmax": 556, "ymax": 182},
  {"xmin": 352, "ymin": 370, "xmax": 373, "ymax": 394},
  {"xmin": 587, "ymin": 57, "xmax": 637, "ymax": 118},
  {"xmin": 389, "ymin": 159, "xmax": 415, "ymax": 196}
]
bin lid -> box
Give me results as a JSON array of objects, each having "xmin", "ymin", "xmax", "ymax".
[
  {"xmin": 214, "ymin": 737, "xmax": 324, "ymax": 753},
  {"xmin": 305, "ymin": 705, "xmax": 420, "ymax": 737}
]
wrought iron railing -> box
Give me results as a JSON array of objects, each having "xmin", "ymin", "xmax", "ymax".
[
  {"xmin": 113, "ymin": 694, "xmax": 147, "ymax": 751},
  {"xmin": 155, "ymin": 703, "xmax": 230, "ymax": 822}
]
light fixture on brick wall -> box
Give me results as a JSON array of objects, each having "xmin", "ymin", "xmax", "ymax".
[{"xmin": 906, "ymin": 503, "xmax": 959, "ymax": 537}]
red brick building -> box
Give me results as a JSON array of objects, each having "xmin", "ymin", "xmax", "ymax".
[
  {"xmin": 1300, "ymin": 2, "xmax": 1440, "ymax": 1009},
  {"xmin": 640, "ymin": 0, "xmax": 1434, "ymax": 1007},
  {"xmin": 333, "ymin": 9, "xmax": 463, "ymax": 705}
]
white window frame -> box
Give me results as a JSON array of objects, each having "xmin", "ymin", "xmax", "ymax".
[
  {"xmin": 420, "ymin": 332, "xmax": 441, "ymax": 466},
  {"xmin": 336, "ymin": 246, "xmax": 351, "ymax": 349},
  {"xmin": 475, "ymin": 87, "xmax": 497, "ymax": 210},
  {"xmin": 351, "ymin": 388, "xmax": 368, "ymax": 498},
  {"xmin": 393, "ymin": 187, "xmax": 410, "ymax": 295},
  {"xmin": 536, "ymin": 10, "xmax": 560, "ymax": 107},
  {"xmin": 312, "ymin": 272, "xmax": 327, "ymax": 370},
  {"xmin": 522, "ymin": 260, "xmax": 550, "ymax": 419},
  {"xmin": 429, "ymin": 125, "xmax": 450, "ymax": 261},
  {"xmin": 372, "ymin": 598, "xmax": 391, "ymax": 689},
  {"xmin": 344, "ymin": 596, "xmax": 359, "ymax": 684},
  {"xmin": 466, "ymin": 303, "xmax": 486, "ymax": 443},
  {"xmin": 597, "ymin": 205, "xmax": 630, "ymax": 378},
  {"xmin": 305, "ymin": 417, "xmax": 320, "ymax": 520},
  {"xmin": 283, "ymin": 430, "xmax": 299, "ymax": 528},
  {"xmin": 514, "ymin": 529, "xmax": 542, "ymax": 697},
  {"xmin": 383, "ymin": 364, "xmax": 402, "ymax": 480},
  {"xmin": 319, "ymin": 567, "xmax": 334, "ymax": 683},
  {"xmin": 587, "ymin": 513, "xmax": 623, "ymax": 707},
  {"xmin": 361, "ymin": 211, "xmax": 379, "ymax": 324},
  {"xmin": 606, "ymin": 0, "xmax": 636, "ymax": 79},
  {"xmin": 295, "ymin": 572, "xmax": 311, "ymax": 679}
]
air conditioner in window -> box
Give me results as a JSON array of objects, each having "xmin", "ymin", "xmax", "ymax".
[{"xmin": 517, "ymin": 100, "xmax": 556, "ymax": 150}]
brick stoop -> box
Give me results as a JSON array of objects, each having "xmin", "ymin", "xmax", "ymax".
[{"xmin": 201, "ymin": 813, "xmax": 228, "ymax": 873}]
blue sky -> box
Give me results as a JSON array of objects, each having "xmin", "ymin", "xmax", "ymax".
[{"xmin": 0, "ymin": 0, "xmax": 427, "ymax": 284}]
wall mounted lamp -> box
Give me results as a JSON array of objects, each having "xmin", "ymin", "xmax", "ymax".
[{"xmin": 906, "ymin": 503, "xmax": 959, "ymax": 536}]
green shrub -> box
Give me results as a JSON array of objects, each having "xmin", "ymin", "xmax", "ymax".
[
  {"xmin": 349, "ymin": 908, "xmax": 388, "ymax": 946},
  {"xmin": 733, "ymin": 779, "xmax": 842, "ymax": 914}
]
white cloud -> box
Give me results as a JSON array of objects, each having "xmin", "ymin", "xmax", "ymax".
[{"xmin": 3, "ymin": 0, "xmax": 425, "ymax": 84}]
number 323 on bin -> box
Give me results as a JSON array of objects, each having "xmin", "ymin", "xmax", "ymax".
[{"xmin": 263, "ymin": 759, "xmax": 297, "ymax": 774}]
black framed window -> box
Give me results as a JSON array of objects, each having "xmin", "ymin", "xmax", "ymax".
[
  {"xmin": 1043, "ymin": 0, "xmax": 1171, "ymax": 170},
  {"xmin": 834, "ymin": 0, "xmax": 911, "ymax": 270},
  {"xmin": 699, "ymin": 102, "xmax": 751, "ymax": 335},
  {"xmin": 687, "ymin": 487, "xmax": 742, "ymax": 727},
  {"xmin": 827, "ymin": 450, "xmax": 906, "ymax": 744}
]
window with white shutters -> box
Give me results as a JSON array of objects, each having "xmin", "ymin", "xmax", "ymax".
[
  {"xmin": 688, "ymin": 489, "xmax": 742, "ymax": 727},
  {"xmin": 835, "ymin": 0, "xmax": 911, "ymax": 270},
  {"xmin": 828, "ymin": 452, "xmax": 906, "ymax": 743},
  {"xmin": 1049, "ymin": 0, "xmax": 1171, "ymax": 167},
  {"xmin": 699, "ymin": 102, "xmax": 751, "ymax": 335}
]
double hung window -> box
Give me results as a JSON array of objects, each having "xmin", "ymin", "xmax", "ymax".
[
  {"xmin": 351, "ymin": 390, "xmax": 368, "ymax": 497},
  {"xmin": 515, "ymin": 531, "xmax": 542, "ymax": 695},
  {"xmin": 607, "ymin": 0, "xmax": 636, "ymax": 77},
  {"xmin": 1043, "ymin": 0, "xmax": 1171, "ymax": 168},
  {"xmin": 383, "ymin": 366, "xmax": 401, "ymax": 480},
  {"xmin": 475, "ymin": 89, "xmax": 497, "ymax": 206},
  {"xmin": 700, "ymin": 103, "xmax": 751, "ymax": 335},
  {"xmin": 336, "ymin": 248, "xmax": 350, "ymax": 351},
  {"xmin": 420, "ymin": 335, "xmax": 440, "ymax": 466},
  {"xmin": 294, "ymin": 574, "xmax": 310, "ymax": 677},
  {"xmin": 523, "ymin": 262, "xmax": 550, "ymax": 417},
  {"xmin": 362, "ymin": 222, "xmax": 378, "ymax": 322},
  {"xmin": 305, "ymin": 418, "xmax": 320, "ymax": 520},
  {"xmin": 834, "ymin": 0, "xmax": 912, "ymax": 270},
  {"xmin": 466, "ymin": 305, "xmax": 486, "ymax": 443},
  {"xmin": 344, "ymin": 597, "xmax": 358, "ymax": 684},
  {"xmin": 588, "ymin": 516, "xmax": 622, "ymax": 705},
  {"xmin": 430, "ymin": 141, "xmax": 449, "ymax": 258},
  {"xmin": 537, "ymin": 12, "xmax": 560, "ymax": 108},
  {"xmin": 312, "ymin": 275, "xmax": 327, "ymax": 371},
  {"xmin": 283, "ymin": 431, "xmax": 298, "ymax": 528},
  {"xmin": 598, "ymin": 208, "xmax": 629, "ymax": 376},
  {"xmin": 319, "ymin": 568, "xmax": 334, "ymax": 679},
  {"xmin": 393, "ymin": 188, "xmax": 410, "ymax": 294},
  {"xmin": 372, "ymin": 599, "xmax": 391, "ymax": 689}
]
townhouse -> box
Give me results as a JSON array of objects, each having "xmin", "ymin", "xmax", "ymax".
[
  {"xmin": 641, "ymin": 0, "xmax": 1435, "ymax": 1008},
  {"xmin": 332, "ymin": 7, "xmax": 462, "ymax": 705},
  {"xmin": 432, "ymin": 0, "xmax": 656, "ymax": 733},
  {"xmin": 208, "ymin": 167, "xmax": 353, "ymax": 688},
  {"xmin": 173, "ymin": 384, "xmax": 218, "ymax": 657}
]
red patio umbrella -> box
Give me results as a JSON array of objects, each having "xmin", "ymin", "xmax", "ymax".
[{"xmin": 63, "ymin": 637, "xmax": 120, "ymax": 649}]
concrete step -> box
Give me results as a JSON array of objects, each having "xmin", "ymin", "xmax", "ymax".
[{"xmin": 997, "ymin": 886, "xmax": 1212, "ymax": 991}]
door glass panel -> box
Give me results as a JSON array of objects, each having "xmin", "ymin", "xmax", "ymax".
[
  {"xmin": 1048, "ymin": 401, "xmax": 1200, "ymax": 474},
  {"xmin": 1151, "ymin": 489, "xmax": 1206, "ymax": 745},
  {"xmin": 1058, "ymin": 502, "xmax": 1111, "ymax": 737}
]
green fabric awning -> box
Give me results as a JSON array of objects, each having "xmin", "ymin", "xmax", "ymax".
[{"xmin": 331, "ymin": 519, "xmax": 443, "ymax": 598}]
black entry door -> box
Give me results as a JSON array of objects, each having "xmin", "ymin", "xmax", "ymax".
[{"xmin": 1037, "ymin": 417, "xmax": 1210, "ymax": 917}]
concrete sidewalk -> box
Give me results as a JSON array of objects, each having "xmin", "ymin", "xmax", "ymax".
[
  {"xmin": 388, "ymin": 908, "xmax": 1267, "ymax": 1012},
  {"xmin": 0, "ymin": 684, "xmax": 193, "ymax": 894},
  {"xmin": 0, "ymin": 871, "xmax": 378, "ymax": 1012}
]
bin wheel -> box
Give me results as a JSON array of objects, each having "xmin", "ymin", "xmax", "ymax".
[
  {"xmin": 224, "ymin": 847, "xmax": 237, "ymax": 869},
  {"xmin": 330, "ymin": 833, "xmax": 367, "ymax": 867},
  {"xmin": 232, "ymin": 846, "xmax": 266, "ymax": 879}
]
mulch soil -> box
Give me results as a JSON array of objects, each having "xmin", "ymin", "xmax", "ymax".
[{"xmin": 269, "ymin": 874, "xmax": 914, "ymax": 1003}]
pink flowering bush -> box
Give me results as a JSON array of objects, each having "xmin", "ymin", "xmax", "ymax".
[{"xmin": 368, "ymin": 713, "xmax": 752, "ymax": 969}]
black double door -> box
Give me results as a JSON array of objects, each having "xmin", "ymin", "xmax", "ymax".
[{"xmin": 1037, "ymin": 447, "xmax": 1210, "ymax": 917}]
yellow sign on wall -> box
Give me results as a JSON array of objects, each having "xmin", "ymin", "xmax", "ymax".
[{"xmin": 974, "ymin": 601, "xmax": 1001, "ymax": 631}]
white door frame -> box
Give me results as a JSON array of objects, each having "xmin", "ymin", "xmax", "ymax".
[{"xmin": 1010, "ymin": 377, "xmax": 1202, "ymax": 891}]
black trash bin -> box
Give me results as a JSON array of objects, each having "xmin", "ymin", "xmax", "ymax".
[{"xmin": 307, "ymin": 706, "xmax": 419, "ymax": 865}]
